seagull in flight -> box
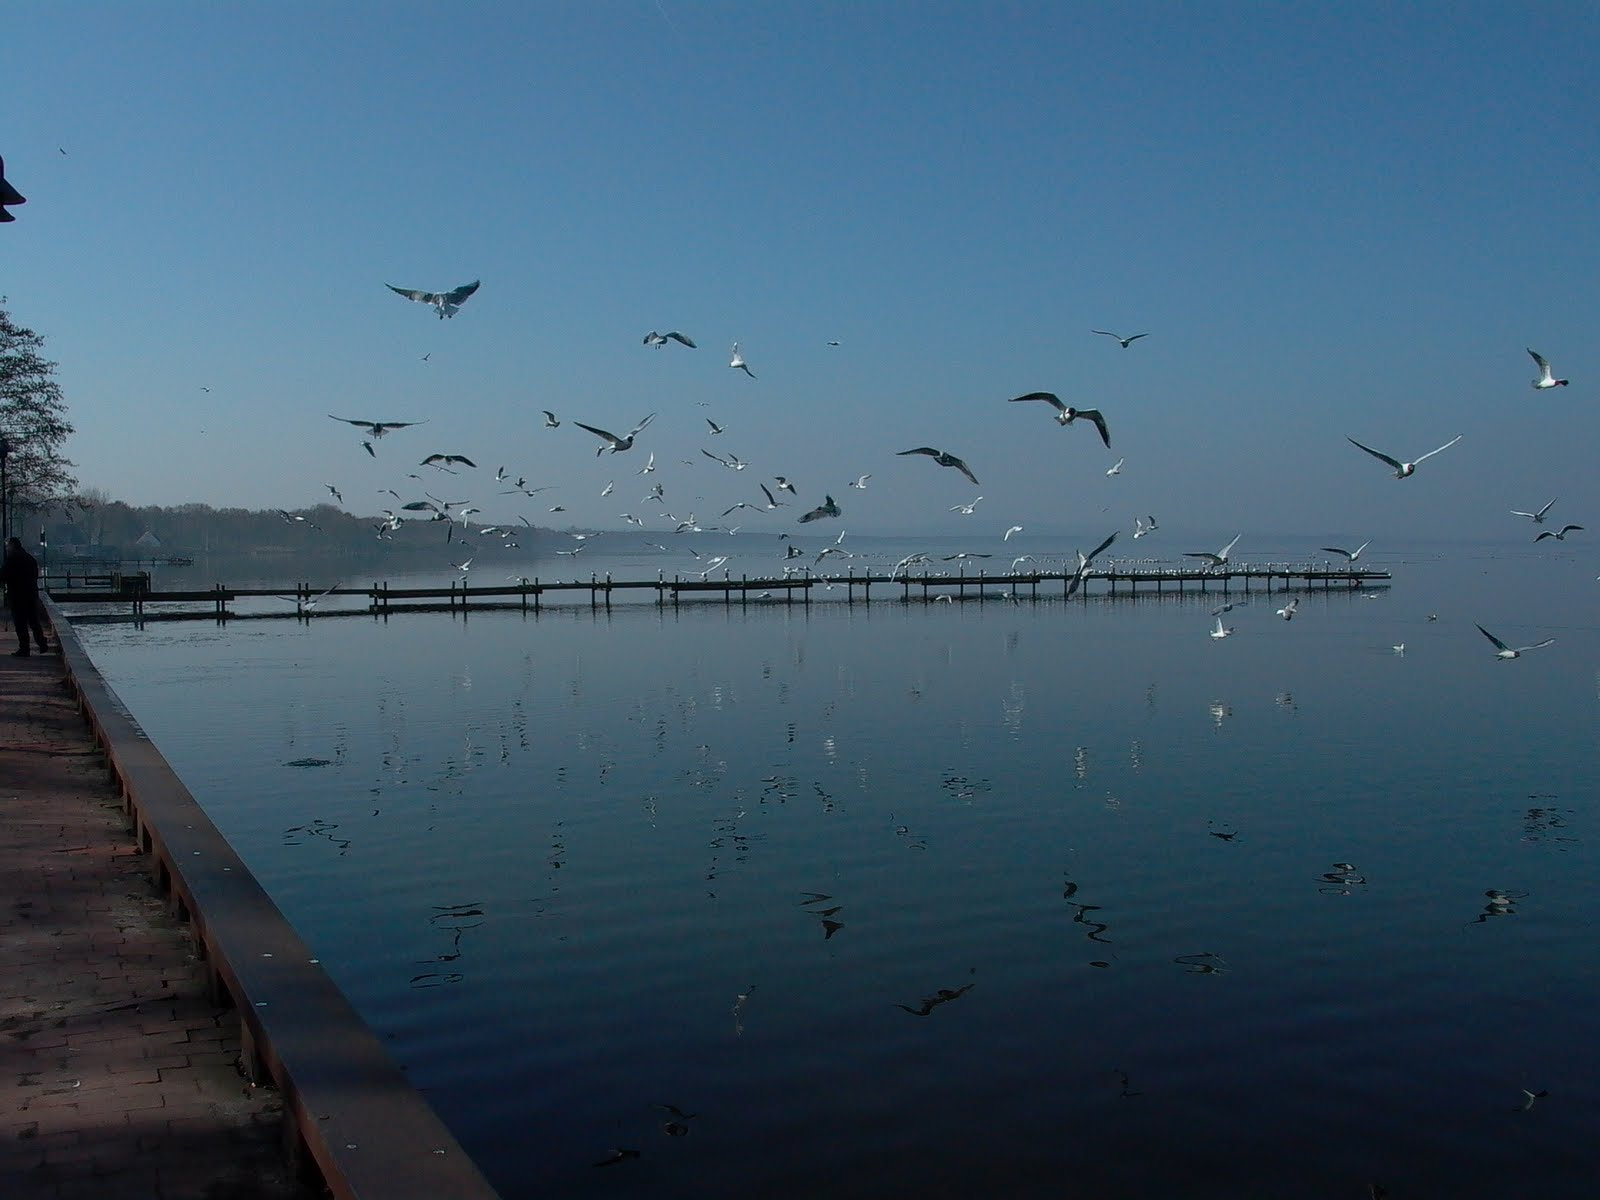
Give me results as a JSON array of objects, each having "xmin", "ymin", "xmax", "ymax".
[
  {"xmin": 1321, "ymin": 540, "xmax": 1370, "ymax": 562},
  {"xmin": 542, "ymin": 410, "xmax": 560, "ymax": 428},
  {"xmin": 1185, "ymin": 533, "xmax": 1242, "ymax": 568},
  {"xmin": 848, "ymin": 474, "xmax": 871, "ymax": 489},
  {"xmin": 729, "ymin": 342, "xmax": 756, "ymax": 377},
  {"xmin": 1210, "ymin": 616, "xmax": 1235, "ymax": 640},
  {"xmin": 1476, "ymin": 624, "xmax": 1555, "ymax": 659},
  {"xmin": 574, "ymin": 413, "xmax": 656, "ymax": 455},
  {"xmin": 385, "ymin": 279, "xmax": 480, "ymax": 319},
  {"xmin": 1106, "ymin": 458, "xmax": 1124, "ymax": 476},
  {"xmin": 706, "ymin": 418, "xmax": 725, "ymax": 435},
  {"xmin": 1004, "ymin": 525, "xmax": 1024, "ymax": 541},
  {"xmin": 1066, "ymin": 531, "xmax": 1118, "ymax": 598},
  {"xmin": 1346, "ymin": 434, "xmax": 1461, "ymax": 479},
  {"xmin": 1535, "ymin": 524, "xmax": 1584, "ymax": 542},
  {"xmin": 898, "ymin": 446, "xmax": 980, "ymax": 486},
  {"xmin": 644, "ymin": 330, "xmax": 696, "ymax": 348},
  {"xmin": 798, "ymin": 495, "xmax": 841, "ymax": 523},
  {"xmin": 950, "ymin": 496, "xmax": 983, "ymax": 515},
  {"xmin": 1007, "ymin": 393, "xmax": 1111, "ymax": 447},
  {"xmin": 421, "ymin": 453, "xmax": 476, "ymax": 470},
  {"xmin": 1133, "ymin": 515, "xmax": 1156, "ymax": 539},
  {"xmin": 1510, "ymin": 498, "xmax": 1556, "ymax": 523},
  {"xmin": 1528, "ymin": 348, "xmax": 1568, "ymax": 389},
  {"xmin": 1092, "ymin": 330, "xmax": 1147, "ymax": 348},
  {"xmin": 325, "ymin": 484, "xmax": 343, "ymax": 503},
  {"xmin": 328, "ymin": 416, "xmax": 426, "ymax": 439},
  {"xmin": 1277, "ymin": 598, "xmax": 1299, "ymax": 621}
]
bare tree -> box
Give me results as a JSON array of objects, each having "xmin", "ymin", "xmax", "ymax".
[{"xmin": 0, "ymin": 301, "xmax": 77, "ymax": 535}]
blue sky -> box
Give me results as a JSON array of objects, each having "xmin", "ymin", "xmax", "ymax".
[{"xmin": 3, "ymin": 2, "xmax": 1597, "ymax": 543}]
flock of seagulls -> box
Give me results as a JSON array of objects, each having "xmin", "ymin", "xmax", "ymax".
[{"xmin": 309, "ymin": 288, "xmax": 1578, "ymax": 661}]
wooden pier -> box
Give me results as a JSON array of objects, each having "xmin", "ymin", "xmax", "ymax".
[{"xmin": 47, "ymin": 564, "xmax": 1392, "ymax": 625}]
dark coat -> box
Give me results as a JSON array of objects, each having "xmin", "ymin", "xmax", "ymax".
[{"xmin": 1, "ymin": 546, "xmax": 40, "ymax": 609}]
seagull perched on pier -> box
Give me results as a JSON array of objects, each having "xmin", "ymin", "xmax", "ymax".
[
  {"xmin": 798, "ymin": 495, "xmax": 841, "ymax": 523},
  {"xmin": 574, "ymin": 413, "xmax": 656, "ymax": 455},
  {"xmin": 1185, "ymin": 533, "xmax": 1242, "ymax": 569},
  {"xmin": 1092, "ymin": 330, "xmax": 1147, "ymax": 348},
  {"xmin": 1007, "ymin": 394, "xmax": 1111, "ymax": 447},
  {"xmin": 1535, "ymin": 524, "xmax": 1584, "ymax": 542},
  {"xmin": 1346, "ymin": 434, "xmax": 1461, "ymax": 479},
  {"xmin": 1321, "ymin": 540, "xmax": 1370, "ymax": 562},
  {"xmin": 328, "ymin": 415, "xmax": 426, "ymax": 439},
  {"xmin": 644, "ymin": 330, "xmax": 696, "ymax": 348},
  {"xmin": 898, "ymin": 446, "xmax": 980, "ymax": 486},
  {"xmin": 1510, "ymin": 498, "xmax": 1557, "ymax": 524},
  {"xmin": 1528, "ymin": 348, "xmax": 1569, "ymax": 389},
  {"xmin": 729, "ymin": 342, "xmax": 756, "ymax": 377},
  {"xmin": 1476, "ymin": 624, "xmax": 1555, "ymax": 659},
  {"xmin": 385, "ymin": 279, "xmax": 480, "ymax": 319}
]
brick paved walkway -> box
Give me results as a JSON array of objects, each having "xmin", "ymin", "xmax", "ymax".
[{"xmin": 0, "ymin": 650, "xmax": 315, "ymax": 1199}]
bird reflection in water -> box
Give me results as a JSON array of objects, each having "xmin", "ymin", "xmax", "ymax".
[
  {"xmin": 1318, "ymin": 862, "xmax": 1367, "ymax": 895},
  {"xmin": 732, "ymin": 985, "xmax": 756, "ymax": 1038},
  {"xmin": 1521, "ymin": 802, "xmax": 1575, "ymax": 847},
  {"xmin": 281, "ymin": 818, "xmax": 351, "ymax": 855},
  {"xmin": 896, "ymin": 971, "xmax": 977, "ymax": 1016},
  {"xmin": 799, "ymin": 892, "xmax": 845, "ymax": 940},
  {"xmin": 1468, "ymin": 889, "xmax": 1527, "ymax": 924},
  {"xmin": 1173, "ymin": 951, "xmax": 1229, "ymax": 974},
  {"xmin": 410, "ymin": 901, "xmax": 483, "ymax": 988},
  {"xmin": 656, "ymin": 1103, "xmax": 697, "ymax": 1137},
  {"xmin": 1062, "ymin": 876, "xmax": 1112, "ymax": 945}
]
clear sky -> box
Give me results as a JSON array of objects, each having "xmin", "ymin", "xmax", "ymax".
[{"xmin": 3, "ymin": 2, "xmax": 1596, "ymax": 543}]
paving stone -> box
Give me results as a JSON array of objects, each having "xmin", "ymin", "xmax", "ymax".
[{"xmin": 0, "ymin": 654, "xmax": 315, "ymax": 1200}]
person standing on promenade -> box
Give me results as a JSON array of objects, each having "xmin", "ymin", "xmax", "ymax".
[{"xmin": 1, "ymin": 535, "xmax": 49, "ymax": 655}]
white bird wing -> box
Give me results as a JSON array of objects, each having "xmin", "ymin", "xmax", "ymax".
[
  {"xmin": 1527, "ymin": 347, "xmax": 1552, "ymax": 378},
  {"xmin": 629, "ymin": 412, "xmax": 657, "ymax": 438},
  {"xmin": 1412, "ymin": 434, "xmax": 1462, "ymax": 465},
  {"xmin": 1516, "ymin": 637, "xmax": 1557, "ymax": 652},
  {"xmin": 1218, "ymin": 533, "xmax": 1242, "ymax": 560}
]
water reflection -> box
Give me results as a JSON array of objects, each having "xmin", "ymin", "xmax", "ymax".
[
  {"xmin": 799, "ymin": 892, "xmax": 845, "ymax": 940},
  {"xmin": 1318, "ymin": 862, "xmax": 1367, "ymax": 895},
  {"xmin": 895, "ymin": 973, "xmax": 977, "ymax": 1017}
]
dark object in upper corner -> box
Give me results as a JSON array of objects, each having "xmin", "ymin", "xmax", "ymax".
[{"xmin": 0, "ymin": 155, "xmax": 26, "ymax": 222}]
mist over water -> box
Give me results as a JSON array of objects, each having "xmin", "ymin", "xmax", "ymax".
[{"xmin": 74, "ymin": 539, "xmax": 1600, "ymax": 1198}]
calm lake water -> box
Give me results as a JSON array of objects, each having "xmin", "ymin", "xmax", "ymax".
[{"xmin": 70, "ymin": 536, "xmax": 1600, "ymax": 1198}]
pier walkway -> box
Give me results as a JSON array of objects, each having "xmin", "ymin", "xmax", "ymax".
[
  {"xmin": 50, "ymin": 564, "xmax": 1393, "ymax": 624},
  {"xmin": 0, "ymin": 649, "xmax": 309, "ymax": 1199}
]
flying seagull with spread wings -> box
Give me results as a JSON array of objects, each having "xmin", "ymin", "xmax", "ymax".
[
  {"xmin": 1346, "ymin": 434, "xmax": 1461, "ymax": 479},
  {"xmin": 1510, "ymin": 498, "xmax": 1556, "ymax": 524},
  {"xmin": 798, "ymin": 495, "xmax": 841, "ymax": 523},
  {"xmin": 1476, "ymin": 624, "xmax": 1555, "ymax": 659},
  {"xmin": 644, "ymin": 330, "xmax": 696, "ymax": 348},
  {"xmin": 573, "ymin": 413, "xmax": 656, "ymax": 455},
  {"xmin": 1007, "ymin": 393, "xmax": 1111, "ymax": 447},
  {"xmin": 1527, "ymin": 348, "xmax": 1568, "ymax": 389},
  {"xmin": 898, "ymin": 446, "xmax": 980, "ymax": 487},
  {"xmin": 1092, "ymin": 330, "xmax": 1147, "ymax": 348},
  {"xmin": 1185, "ymin": 533, "xmax": 1242, "ymax": 568},
  {"xmin": 328, "ymin": 415, "xmax": 426, "ymax": 439},
  {"xmin": 385, "ymin": 279, "xmax": 480, "ymax": 319}
]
